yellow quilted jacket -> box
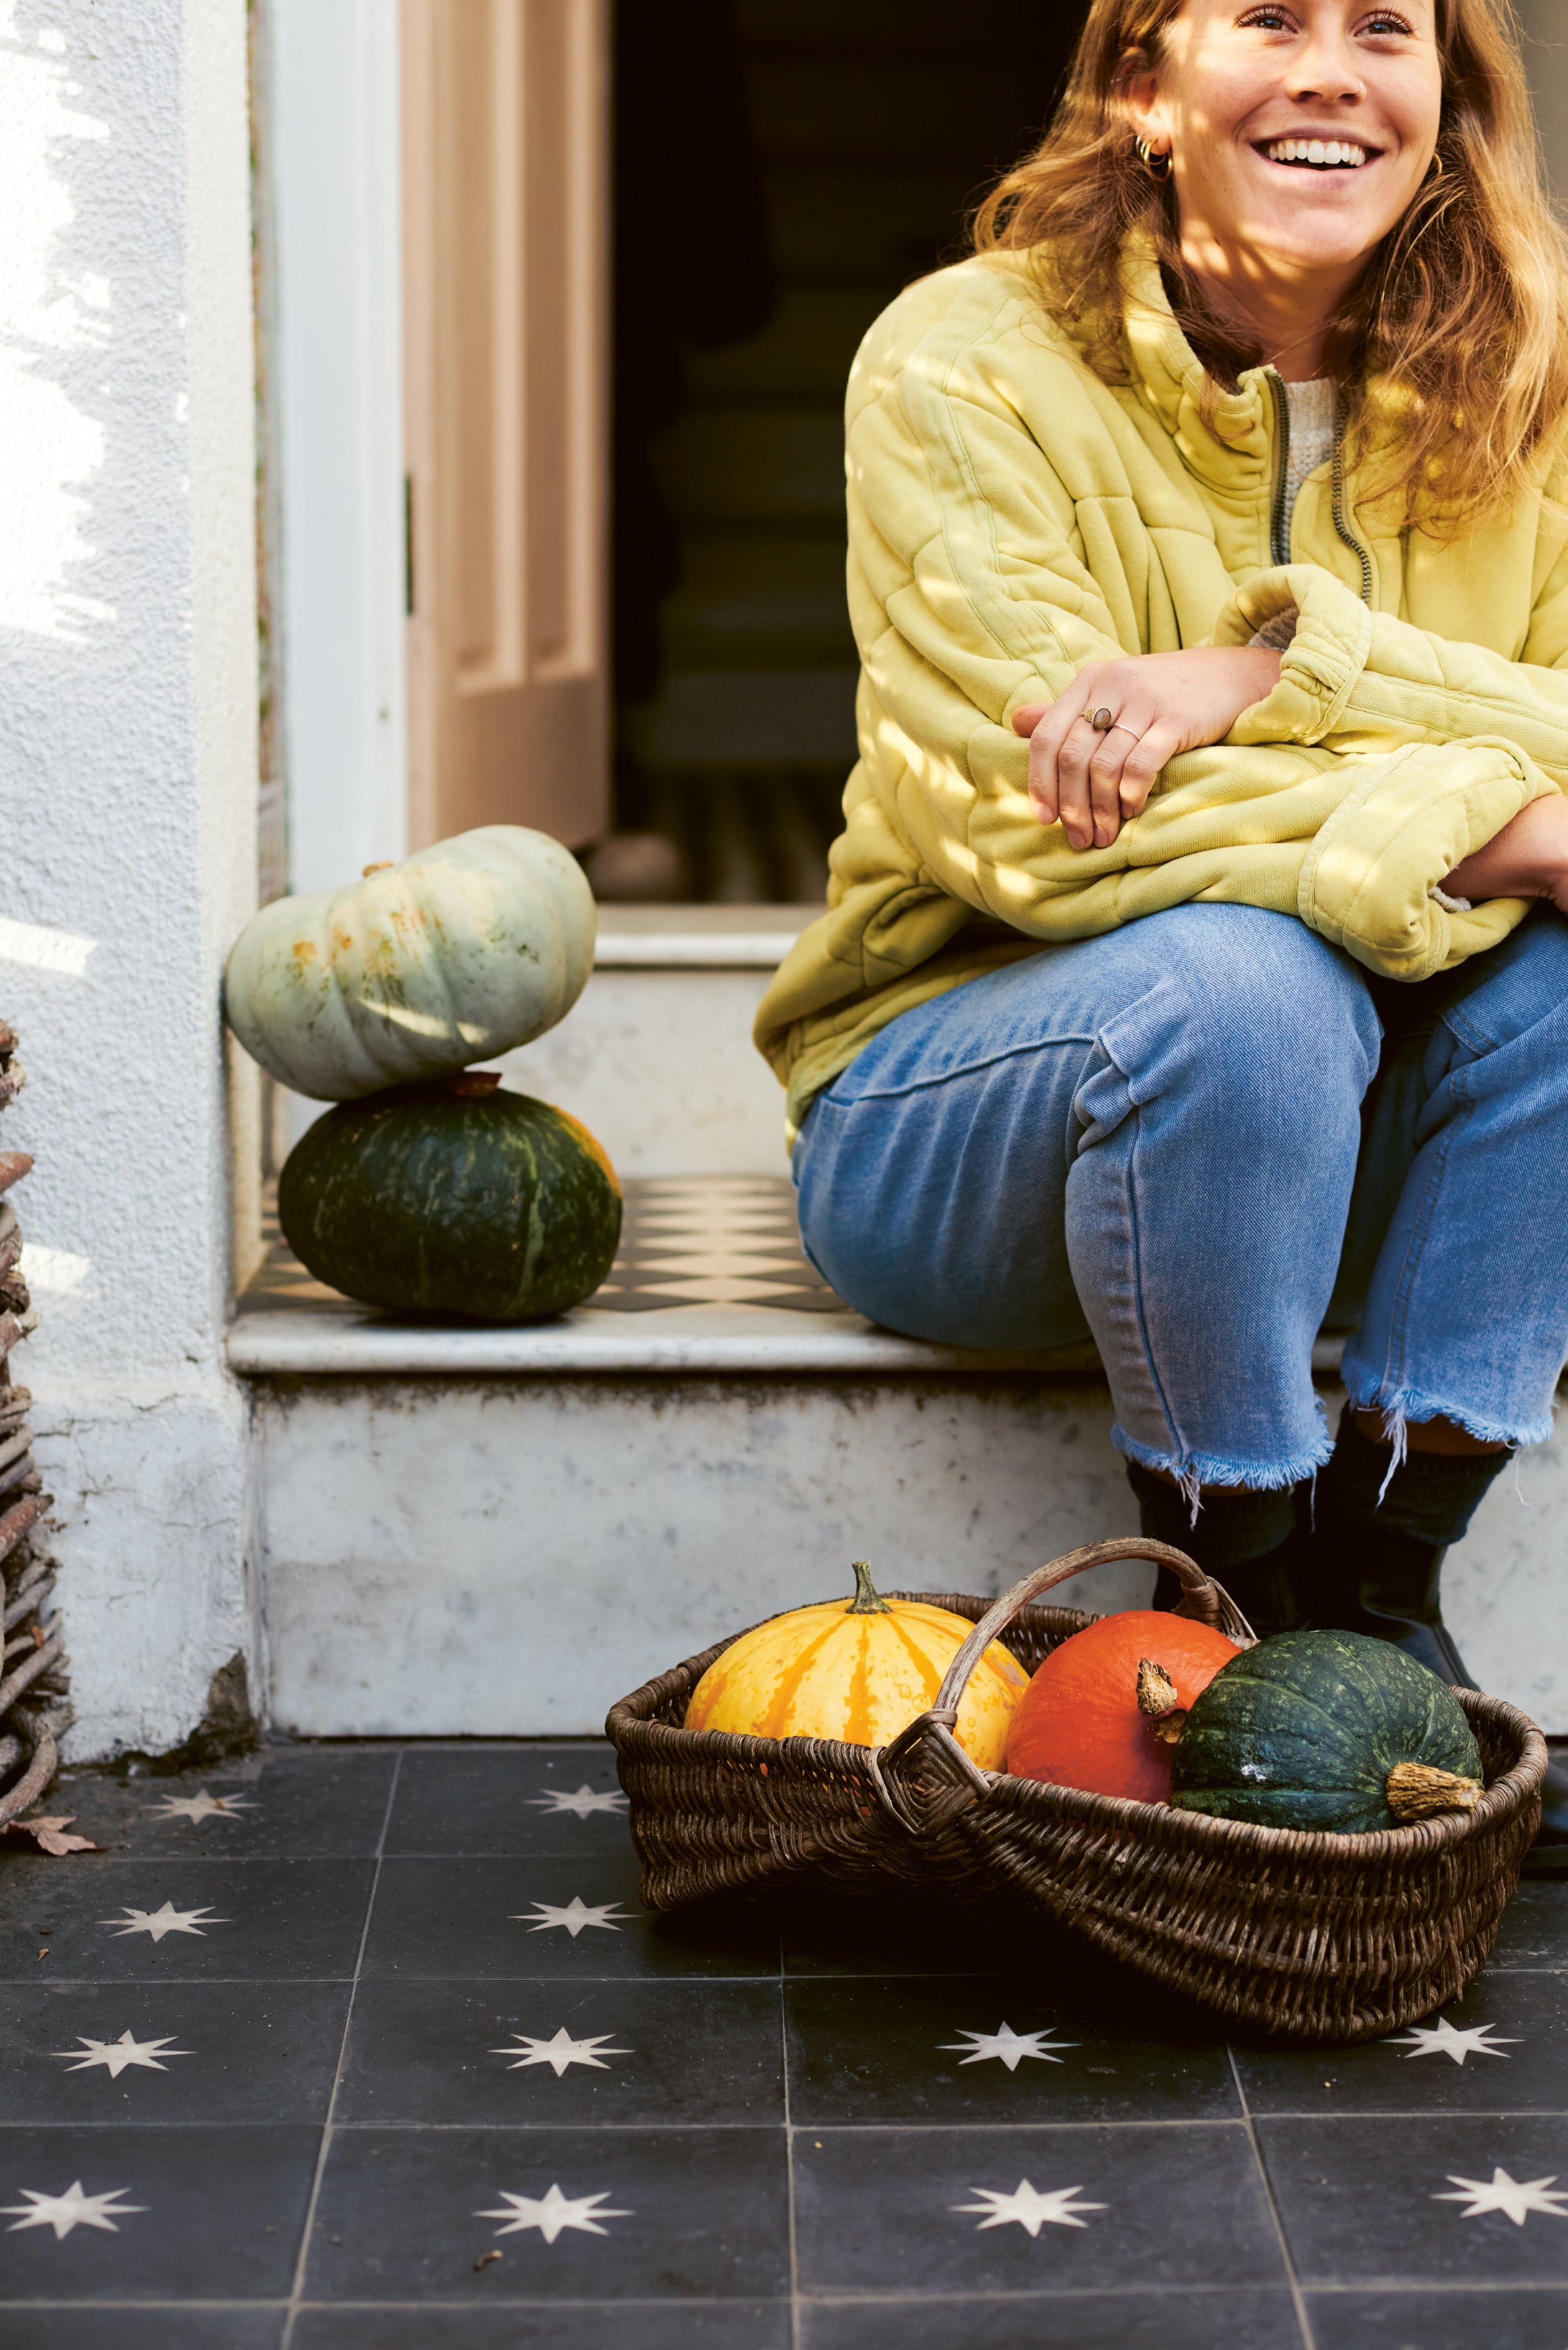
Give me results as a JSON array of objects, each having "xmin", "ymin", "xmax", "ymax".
[{"xmin": 755, "ymin": 239, "xmax": 1568, "ymax": 1135}]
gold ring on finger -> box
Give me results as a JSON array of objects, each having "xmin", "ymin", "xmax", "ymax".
[{"xmin": 1089, "ymin": 706, "xmax": 1116, "ymax": 731}]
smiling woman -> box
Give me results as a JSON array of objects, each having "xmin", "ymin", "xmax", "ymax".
[
  {"xmin": 980, "ymin": 0, "xmax": 1568, "ymax": 537},
  {"xmin": 758, "ymin": 0, "xmax": 1568, "ymax": 1863}
]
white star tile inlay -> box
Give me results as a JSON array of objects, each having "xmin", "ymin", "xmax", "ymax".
[
  {"xmin": 1388, "ymin": 2017, "xmax": 1517, "ymax": 2067},
  {"xmin": 100, "ymin": 1902, "xmax": 227, "ymax": 1942},
  {"xmin": 1435, "ymin": 2168, "xmax": 1568, "ymax": 2226},
  {"xmin": 2, "ymin": 2182, "xmax": 146, "ymax": 2239},
  {"xmin": 513, "ymin": 1897, "xmax": 630, "ymax": 1938},
  {"xmin": 954, "ymin": 2179, "xmax": 1107, "ymax": 2236},
  {"xmin": 146, "ymin": 1790, "xmax": 257, "ymax": 1825},
  {"xmin": 528, "ymin": 1785, "xmax": 628, "ymax": 1820},
  {"xmin": 475, "ymin": 2183, "xmax": 631, "ymax": 2243},
  {"xmin": 53, "ymin": 2032, "xmax": 192, "ymax": 2079},
  {"xmin": 492, "ymin": 2027, "xmax": 630, "ymax": 2076},
  {"xmin": 940, "ymin": 2023, "xmax": 1079, "ymax": 2072}
]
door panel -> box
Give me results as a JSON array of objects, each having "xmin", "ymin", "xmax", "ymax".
[{"xmin": 402, "ymin": 0, "xmax": 610, "ymax": 847}]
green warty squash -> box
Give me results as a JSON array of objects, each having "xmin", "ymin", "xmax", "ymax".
[
  {"xmin": 278, "ymin": 1075, "xmax": 621, "ymax": 1322},
  {"xmin": 1169, "ymin": 1629, "xmax": 1485, "ymax": 1835}
]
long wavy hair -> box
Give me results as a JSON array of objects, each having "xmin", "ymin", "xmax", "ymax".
[{"xmin": 972, "ymin": 0, "xmax": 1568, "ymax": 529}]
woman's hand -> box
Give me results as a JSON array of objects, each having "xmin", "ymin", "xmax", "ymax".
[
  {"xmin": 1011, "ymin": 646, "xmax": 1284, "ymax": 850},
  {"xmin": 1444, "ymin": 794, "xmax": 1568, "ymax": 913}
]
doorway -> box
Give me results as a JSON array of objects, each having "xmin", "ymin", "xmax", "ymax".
[
  {"xmin": 602, "ymin": 0, "xmax": 1091, "ymax": 902},
  {"xmin": 263, "ymin": 1, "xmax": 1092, "ymax": 913}
]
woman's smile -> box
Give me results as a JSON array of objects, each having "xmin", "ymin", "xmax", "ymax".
[{"xmin": 1259, "ymin": 134, "xmax": 1378, "ymax": 169}]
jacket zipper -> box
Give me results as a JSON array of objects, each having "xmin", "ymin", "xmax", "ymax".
[
  {"xmin": 1266, "ymin": 368, "xmax": 1292, "ymax": 565},
  {"xmin": 1331, "ymin": 390, "xmax": 1374, "ymax": 605},
  {"xmin": 1265, "ymin": 369, "xmax": 1374, "ymax": 605}
]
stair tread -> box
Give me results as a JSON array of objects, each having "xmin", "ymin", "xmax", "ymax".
[
  {"xmin": 235, "ymin": 1176, "xmax": 1348, "ymax": 1382},
  {"xmin": 244, "ymin": 1175, "xmax": 841, "ymax": 1318},
  {"xmin": 235, "ymin": 1173, "xmax": 1100, "ymax": 1374},
  {"xmin": 227, "ymin": 1303, "xmax": 1104, "ymax": 1376}
]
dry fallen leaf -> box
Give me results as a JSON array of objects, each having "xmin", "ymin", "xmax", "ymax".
[{"xmin": 3, "ymin": 1814, "xmax": 102, "ymax": 1857}]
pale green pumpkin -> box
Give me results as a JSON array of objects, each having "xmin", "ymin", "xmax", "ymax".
[{"xmin": 223, "ymin": 825, "xmax": 595, "ymax": 1100}]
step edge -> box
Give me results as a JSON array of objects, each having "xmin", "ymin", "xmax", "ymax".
[
  {"xmin": 228, "ymin": 1307, "xmax": 1348, "ymax": 1384},
  {"xmin": 591, "ymin": 904, "xmax": 819, "ymax": 970},
  {"xmin": 227, "ymin": 1306, "xmax": 1106, "ymax": 1380},
  {"xmin": 592, "ymin": 933, "xmax": 805, "ymax": 969}
]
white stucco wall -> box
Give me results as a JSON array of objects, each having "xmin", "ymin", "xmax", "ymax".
[{"xmin": 0, "ymin": 0, "xmax": 260, "ymax": 1755}]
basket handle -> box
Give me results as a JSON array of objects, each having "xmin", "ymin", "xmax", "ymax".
[{"xmin": 869, "ymin": 1537, "xmax": 1253, "ymax": 1838}]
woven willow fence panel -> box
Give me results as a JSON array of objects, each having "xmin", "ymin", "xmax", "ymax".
[{"xmin": 0, "ymin": 1025, "xmax": 67, "ymax": 1827}]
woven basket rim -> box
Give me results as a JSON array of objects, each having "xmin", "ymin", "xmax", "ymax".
[{"xmin": 605, "ymin": 1590, "xmax": 1547, "ymax": 1866}]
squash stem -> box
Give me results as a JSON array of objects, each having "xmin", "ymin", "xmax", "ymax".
[
  {"xmin": 846, "ymin": 1561, "xmax": 891, "ymax": 1616},
  {"xmin": 1136, "ymin": 1658, "xmax": 1187, "ymax": 1745},
  {"xmin": 1136, "ymin": 1660, "xmax": 1180, "ymax": 1717},
  {"xmin": 1385, "ymin": 1761, "xmax": 1484, "ymax": 1823}
]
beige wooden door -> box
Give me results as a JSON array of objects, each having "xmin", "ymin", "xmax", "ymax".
[{"xmin": 402, "ymin": 0, "xmax": 610, "ymax": 849}]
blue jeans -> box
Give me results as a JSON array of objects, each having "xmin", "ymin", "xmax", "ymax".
[{"xmin": 793, "ymin": 903, "xmax": 1568, "ymax": 1491}]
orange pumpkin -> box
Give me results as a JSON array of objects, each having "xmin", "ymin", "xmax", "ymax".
[
  {"xmin": 1005, "ymin": 1609, "xmax": 1240, "ymax": 1804},
  {"xmin": 684, "ymin": 1562, "xmax": 1028, "ymax": 1766}
]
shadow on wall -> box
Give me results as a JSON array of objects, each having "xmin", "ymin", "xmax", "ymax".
[
  {"xmin": 0, "ymin": 0, "xmax": 199, "ymax": 1337},
  {"xmin": 0, "ymin": 11, "xmax": 112, "ymax": 648}
]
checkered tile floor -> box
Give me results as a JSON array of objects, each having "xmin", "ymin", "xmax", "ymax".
[{"xmin": 242, "ymin": 1178, "xmax": 844, "ymax": 1317}]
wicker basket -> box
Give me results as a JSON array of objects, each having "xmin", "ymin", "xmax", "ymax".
[{"xmin": 606, "ymin": 1539, "xmax": 1547, "ymax": 2044}]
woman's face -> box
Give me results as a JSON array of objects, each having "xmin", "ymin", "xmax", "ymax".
[{"xmin": 1130, "ymin": 1, "xmax": 1444, "ymax": 294}]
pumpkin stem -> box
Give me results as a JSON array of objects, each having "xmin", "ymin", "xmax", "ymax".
[
  {"xmin": 1136, "ymin": 1658, "xmax": 1187, "ymax": 1745},
  {"xmin": 1136, "ymin": 1660, "xmax": 1180, "ymax": 1717},
  {"xmin": 451, "ymin": 1072, "xmax": 504, "ymax": 1098},
  {"xmin": 362, "ymin": 860, "xmax": 397, "ymax": 876},
  {"xmin": 1385, "ymin": 1761, "xmax": 1484, "ymax": 1824},
  {"xmin": 846, "ymin": 1561, "xmax": 891, "ymax": 1616}
]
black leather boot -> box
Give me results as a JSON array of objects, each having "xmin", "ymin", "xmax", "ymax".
[
  {"xmin": 1311, "ymin": 1518, "xmax": 1568, "ymax": 1871},
  {"xmin": 1315, "ymin": 1523, "xmax": 1476, "ymax": 1685},
  {"xmin": 1311, "ymin": 1417, "xmax": 1568, "ymax": 1872},
  {"xmin": 1125, "ymin": 1460, "xmax": 1311, "ymax": 1637}
]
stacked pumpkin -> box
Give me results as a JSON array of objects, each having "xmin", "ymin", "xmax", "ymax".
[
  {"xmin": 689, "ymin": 1565, "xmax": 1486, "ymax": 1836},
  {"xmin": 223, "ymin": 827, "xmax": 620, "ymax": 1321}
]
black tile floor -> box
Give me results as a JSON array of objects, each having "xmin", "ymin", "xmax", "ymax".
[{"xmin": 2, "ymin": 1740, "xmax": 1567, "ymax": 2347}]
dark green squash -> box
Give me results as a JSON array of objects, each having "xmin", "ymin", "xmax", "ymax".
[
  {"xmin": 278, "ymin": 1074, "xmax": 621, "ymax": 1322},
  {"xmin": 1169, "ymin": 1629, "xmax": 1485, "ymax": 1835}
]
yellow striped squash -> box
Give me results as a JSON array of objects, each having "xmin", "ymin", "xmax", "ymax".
[{"xmin": 684, "ymin": 1562, "xmax": 1027, "ymax": 1766}]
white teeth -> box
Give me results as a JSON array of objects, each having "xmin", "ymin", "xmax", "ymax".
[{"xmin": 1265, "ymin": 138, "xmax": 1369, "ymax": 168}]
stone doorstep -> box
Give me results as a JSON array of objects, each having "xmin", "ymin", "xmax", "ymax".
[
  {"xmin": 232, "ymin": 1295, "xmax": 1564, "ymax": 1743},
  {"xmin": 235, "ymin": 1159, "xmax": 1351, "ymax": 1379},
  {"xmin": 226, "ymin": 1301, "xmax": 1347, "ymax": 1380},
  {"xmin": 233, "ymin": 1292, "xmax": 1345, "ymax": 1745},
  {"xmin": 232, "ymin": 1127, "xmax": 1561, "ymax": 1741}
]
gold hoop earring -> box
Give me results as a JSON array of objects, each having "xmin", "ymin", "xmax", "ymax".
[
  {"xmin": 1427, "ymin": 151, "xmax": 1445, "ymax": 179},
  {"xmin": 1136, "ymin": 137, "xmax": 1173, "ymax": 180}
]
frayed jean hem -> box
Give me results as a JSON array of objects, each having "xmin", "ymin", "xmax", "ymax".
[
  {"xmin": 1339, "ymin": 1370, "xmax": 1551, "ymax": 1456},
  {"xmin": 1112, "ymin": 1421, "xmax": 1334, "ymax": 1507}
]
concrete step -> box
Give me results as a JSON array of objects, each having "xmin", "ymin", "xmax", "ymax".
[{"xmin": 231, "ymin": 1171, "xmax": 1568, "ymax": 1743}]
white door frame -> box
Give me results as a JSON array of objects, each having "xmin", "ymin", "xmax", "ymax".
[{"xmin": 266, "ymin": 0, "xmax": 408, "ymax": 896}]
